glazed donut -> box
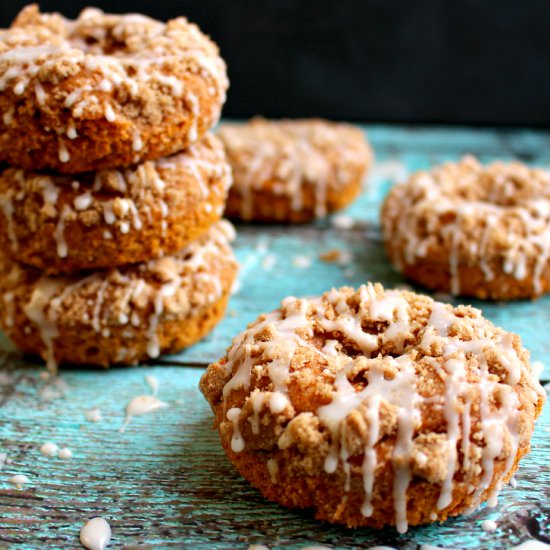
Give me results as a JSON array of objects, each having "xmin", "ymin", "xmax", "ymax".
[
  {"xmin": 0, "ymin": 5, "xmax": 228, "ymax": 173},
  {"xmin": 218, "ymin": 118, "xmax": 372, "ymax": 223},
  {"xmin": 200, "ymin": 283, "xmax": 545, "ymax": 531},
  {"xmin": 0, "ymin": 133, "xmax": 231, "ymax": 274},
  {"xmin": 382, "ymin": 156, "xmax": 550, "ymax": 300},
  {"xmin": 0, "ymin": 221, "xmax": 237, "ymax": 370}
]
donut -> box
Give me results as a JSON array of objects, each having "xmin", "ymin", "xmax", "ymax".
[
  {"xmin": 0, "ymin": 221, "xmax": 237, "ymax": 370},
  {"xmin": 382, "ymin": 156, "xmax": 550, "ymax": 300},
  {"xmin": 0, "ymin": 133, "xmax": 232, "ymax": 274},
  {"xmin": 0, "ymin": 5, "xmax": 228, "ymax": 173},
  {"xmin": 218, "ymin": 118, "xmax": 372, "ymax": 223},
  {"xmin": 200, "ymin": 283, "xmax": 545, "ymax": 531}
]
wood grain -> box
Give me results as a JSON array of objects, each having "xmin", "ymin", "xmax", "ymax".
[
  {"xmin": 0, "ymin": 362, "xmax": 548, "ymax": 549},
  {"xmin": 0, "ymin": 124, "xmax": 549, "ymax": 549}
]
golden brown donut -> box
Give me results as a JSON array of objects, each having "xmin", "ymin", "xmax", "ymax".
[
  {"xmin": 0, "ymin": 133, "xmax": 231, "ymax": 274},
  {"xmin": 218, "ymin": 118, "xmax": 373, "ymax": 223},
  {"xmin": 0, "ymin": 5, "xmax": 228, "ymax": 173},
  {"xmin": 200, "ymin": 283, "xmax": 545, "ymax": 531},
  {"xmin": 381, "ymin": 155, "xmax": 550, "ymax": 300},
  {"xmin": 0, "ymin": 221, "xmax": 238, "ymax": 370}
]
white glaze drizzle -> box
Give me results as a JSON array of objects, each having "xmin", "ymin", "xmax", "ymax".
[
  {"xmin": 74, "ymin": 192, "xmax": 93, "ymax": 210},
  {"xmin": 482, "ymin": 519, "xmax": 498, "ymax": 531},
  {"xmin": 2, "ymin": 291, "xmax": 15, "ymax": 328},
  {"xmin": 23, "ymin": 278, "xmax": 65, "ymax": 372},
  {"xmin": 120, "ymin": 395, "xmax": 167, "ymax": 432},
  {"xmin": 58, "ymin": 447, "xmax": 73, "ymax": 459},
  {"xmin": 54, "ymin": 204, "xmax": 72, "ymax": 258},
  {"xmin": 227, "ymin": 407, "xmax": 245, "ymax": 452},
  {"xmin": 80, "ymin": 517, "xmax": 111, "ymax": 550},
  {"xmin": 85, "ymin": 408, "xmax": 102, "ymax": 422},
  {"xmin": 9, "ymin": 474, "xmax": 30, "ymax": 488},
  {"xmin": 145, "ymin": 374, "xmax": 159, "ymax": 395},
  {"xmin": 0, "ymin": 194, "xmax": 18, "ymax": 251},
  {"xmin": 120, "ymin": 375, "xmax": 168, "ymax": 432},
  {"xmin": 58, "ymin": 142, "xmax": 70, "ymax": 163},
  {"xmin": 40, "ymin": 442, "xmax": 58, "ymax": 457},
  {"xmin": 91, "ymin": 279, "xmax": 109, "ymax": 333},
  {"xmin": 104, "ymin": 104, "xmax": 116, "ymax": 122},
  {"xmin": 144, "ymin": 222, "xmax": 234, "ymax": 358},
  {"xmin": 509, "ymin": 541, "xmax": 550, "ymax": 550},
  {"xmin": 132, "ymin": 131, "xmax": 143, "ymax": 152}
]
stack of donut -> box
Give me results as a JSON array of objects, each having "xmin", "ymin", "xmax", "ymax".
[{"xmin": 0, "ymin": 6, "xmax": 238, "ymax": 370}]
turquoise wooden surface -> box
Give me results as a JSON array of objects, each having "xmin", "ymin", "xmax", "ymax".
[{"xmin": 0, "ymin": 124, "xmax": 549, "ymax": 549}]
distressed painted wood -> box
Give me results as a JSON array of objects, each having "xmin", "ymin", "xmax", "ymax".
[{"xmin": 0, "ymin": 124, "xmax": 549, "ymax": 549}]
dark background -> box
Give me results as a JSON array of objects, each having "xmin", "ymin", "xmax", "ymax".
[{"xmin": 2, "ymin": 1, "xmax": 550, "ymax": 126}]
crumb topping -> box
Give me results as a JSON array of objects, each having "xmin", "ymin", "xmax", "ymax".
[
  {"xmin": 218, "ymin": 118, "xmax": 372, "ymax": 219},
  {"xmin": 382, "ymin": 155, "xmax": 550, "ymax": 295},
  {"xmin": 200, "ymin": 283, "xmax": 545, "ymax": 533}
]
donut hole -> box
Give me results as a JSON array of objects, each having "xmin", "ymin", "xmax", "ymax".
[
  {"xmin": 360, "ymin": 319, "xmax": 389, "ymax": 335},
  {"xmin": 66, "ymin": 21, "xmax": 149, "ymax": 56},
  {"xmin": 335, "ymin": 337, "xmax": 383, "ymax": 362},
  {"xmin": 446, "ymin": 172, "xmax": 548, "ymax": 208},
  {"xmin": 345, "ymin": 363, "xmax": 371, "ymax": 387},
  {"xmin": 69, "ymin": 23, "xmax": 133, "ymax": 56},
  {"xmin": 339, "ymin": 342, "xmax": 362, "ymax": 359}
]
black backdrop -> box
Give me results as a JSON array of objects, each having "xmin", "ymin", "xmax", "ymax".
[{"xmin": 2, "ymin": 1, "xmax": 550, "ymax": 126}]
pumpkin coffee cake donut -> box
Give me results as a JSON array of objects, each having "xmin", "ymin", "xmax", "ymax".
[
  {"xmin": 200, "ymin": 283, "xmax": 545, "ymax": 531},
  {"xmin": 218, "ymin": 118, "xmax": 372, "ymax": 223},
  {"xmin": 0, "ymin": 221, "xmax": 237, "ymax": 370},
  {"xmin": 0, "ymin": 5, "xmax": 228, "ymax": 173},
  {"xmin": 382, "ymin": 155, "xmax": 550, "ymax": 300},
  {"xmin": 0, "ymin": 133, "xmax": 232, "ymax": 273}
]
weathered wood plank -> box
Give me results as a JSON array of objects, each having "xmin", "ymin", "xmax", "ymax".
[
  {"xmin": 0, "ymin": 363, "xmax": 547, "ymax": 549},
  {"xmin": 1, "ymin": 124, "xmax": 549, "ymax": 549}
]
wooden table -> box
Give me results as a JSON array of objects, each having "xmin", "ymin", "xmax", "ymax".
[{"xmin": 0, "ymin": 125, "xmax": 548, "ymax": 549}]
